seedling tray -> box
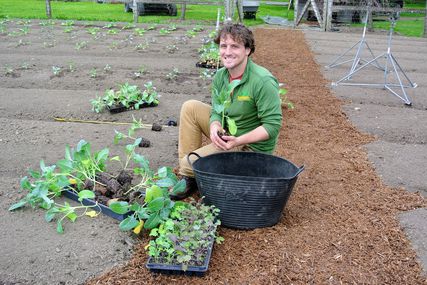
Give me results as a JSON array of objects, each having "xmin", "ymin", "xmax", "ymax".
[
  {"xmin": 62, "ymin": 189, "xmax": 132, "ymax": 221},
  {"xmin": 195, "ymin": 62, "xmax": 222, "ymax": 69},
  {"xmin": 107, "ymin": 102, "xmax": 158, "ymax": 114},
  {"xmin": 146, "ymin": 239, "xmax": 214, "ymax": 276}
]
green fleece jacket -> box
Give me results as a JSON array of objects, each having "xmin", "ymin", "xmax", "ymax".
[{"xmin": 210, "ymin": 59, "xmax": 282, "ymax": 153}]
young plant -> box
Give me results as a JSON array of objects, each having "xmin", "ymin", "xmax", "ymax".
[
  {"xmin": 133, "ymin": 65, "xmax": 147, "ymax": 78},
  {"xmin": 134, "ymin": 27, "xmax": 146, "ymax": 36},
  {"xmin": 86, "ymin": 27, "xmax": 100, "ymax": 35},
  {"xmin": 61, "ymin": 20, "xmax": 74, "ymax": 26},
  {"xmin": 107, "ymin": 28, "xmax": 119, "ymax": 35},
  {"xmin": 186, "ymin": 30, "xmax": 197, "ymax": 38},
  {"xmin": 8, "ymin": 140, "xmax": 108, "ymax": 233},
  {"xmin": 4, "ymin": 65, "xmax": 15, "ymax": 76},
  {"xmin": 89, "ymin": 68, "xmax": 97, "ymax": 78},
  {"xmin": 158, "ymin": 28, "xmax": 170, "ymax": 36},
  {"xmin": 52, "ymin": 66, "xmax": 62, "ymax": 77},
  {"xmin": 135, "ymin": 42, "xmax": 148, "ymax": 51},
  {"xmin": 103, "ymin": 64, "xmax": 112, "ymax": 74},
  {"xmin": 91, "ymin": 82, "xmax": 159, "ymax": 113},
  {"xmin": 147, "ymin": 199, "xmax": 223, "ymax": 270},
  {"xmin": 67, "ymin": 61, "xmax": 76, "ymax": 73},
  {"xmin": 199, "ymin": 68, "xmax": 216, "ymax": 81},
  {"xmin": 165, "ymin": 44, "xmax": 178, "ymax": 54},
  {"xmin": 75, "ymin": 41, "xmax": 88, "ymax": 50},
  {"xmin": 167, "ymin": 24, "xmax": 177, "ymax": 31},
  {"xmin": 279, "ymin": 88, "xmax": 294, "ymax": 109},
  {"xmin": 212, "ymin": 79, "xmax": 241, "ymax": 136},
  {"xmin": 122, "ymin": 23, "xmax": 136, "ymax": 30},
  {"xmin": 63, "ymin": 27, "xmax": 74, "ymax": 33},
  {"xmin": 165, "ymin": 68, "xmax": 179, "ymax": 81}
]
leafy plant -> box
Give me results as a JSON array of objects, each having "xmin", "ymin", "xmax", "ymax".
[
  {"xmin": 107, "ymin": 28, "xmax": 119, "ymax": 35},
  {"xmin": 89, "ymin": 68, "xmax": 97, "ymax": 78},
  {"xmin": 63, "ymin": 27, "xmax": 74, "ymax": 33},
  {"xmin": 103, "ymin": 64, "xmax": 112, "ymax": 74},
  {"xmin": 61, "ymin": 20, "xmax": 74, "ymax": 26},
  {"xmin": 86, "ymin": 27, "xmax": 100, "ymax": 35},
  {"xmin": 199, "ymin": 68, "xmax": 216, "ymax": 81},
  {"xmin": 135, "ymin": 42, "xmax": 148, "ymax": 51},
  {"xmin": 67, "ymin": 61, "xmax": 76, "ymax": 73},
  {"xmin": 122, "ymin": 23, "xmax": 135, "ymax": 30},
  {"xmin": 8, "ymin": 140, "xmax": 108, "ymax": 233},
  {"xmin": 91, "ymin": 82, "xmax": 159, "ymax": 113},
  {"xmin": 167, "ymin": 24, "xmax": 177, "ymax": 31},
  {"xmin": 212, "ymin": 80, "xmax": 241, "ymax": 136},
  {"xmin": 279, "ymin": 88, "xmax": 294, "ymax": 109},
  {"xmin": 165, "ymin": 68, "xmax": 179, "ymax": 81},
  {"xmin": 165, "ymin": 44, "xmax": 178, "ymax": 53},
  {"xmin": 159, "ymin": 28, "xmax": 170, "ymax": 35},
  {"xmin": 199, "ymin": 42, "xmax": 220, "ymax": 67},
  {"xmin": 147, "ymin": 199, "xmax": 223, "ymax": 270},
  {"xmin": 75, "ymin": 41, "xmax": 88, "ymax": 50},
  {"xmin": 134, "ymin": 27, "xmax": 146, "ymax": 36},
  {"xmin": 4, "ymin": 65, "xmax": 15, "ymax": 76},
  {"xmin": 52, "ymin": 66, "xmax": 62, "ymax": 77},
  {"xmin": 133, "ymin": 65, "xmax": 147, "ymax": 79}
]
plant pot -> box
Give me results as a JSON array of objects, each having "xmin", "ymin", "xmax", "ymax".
[
  {"xmin": 146, "ymin": 230, "xmax": 215, "ymax": 276},
  {"xmin": 62, "ymin": 189, "xmax": 132, "ymax": 221}
]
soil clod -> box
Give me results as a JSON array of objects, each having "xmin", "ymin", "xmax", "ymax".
[
  {"xmin": 138, "ymin": 137, "xmax": 151, "ymax": 148},
  {"xmin": 151, "ymin": 123, "xmax": 162, "ymax": 132}
]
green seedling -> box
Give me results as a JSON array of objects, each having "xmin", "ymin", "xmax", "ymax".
[
  {"xmin": 147, "ymin": 199, "xmax": 223, "ymax": 269},
  {"xmin": 122, "ymin": 23, "xmax": 136, "ymax": 30},
  {"xmin": 134, "ymin": 27, "xmax": 146, "ymax": 36},
  {"xmin": 158, "ymin": 28, "xmax": 170, "ymax": 36},
  {"xmin": 89, "ymin": 68, "xmax": 97, "ymax": 78},
  {"xmin": 165, "ymin": 68, "xmax": 179, "ymax": 81},
  {"xmin": 212, "ymin": 80, "xmax": 241, "ymax": 136},
  {"xmin": 52, "ymin": 66, "xmax": 62, "ymax": 77},
  {"xmin": 104, "ymin": 64, "xmax": 112, "ymax": 73},
  {"xmin": 165, "ymin": 44, "xmax": 178, "ymax": 53},
  {"xmin": 75, "ymin": 41, "xmax": 88, "ymax": 50},
  {"xmin": 279, "ymin": 88, "xmax": 294, "ymax": 109},
  {"xmin": 107, "ymin": 28, "xmax": 119, "ymax": 35}
]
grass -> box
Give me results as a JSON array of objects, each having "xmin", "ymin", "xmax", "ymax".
[
  {"xmin": 0, "ymin": 0, "xmax": 291, "ymax": 26},
  {"xmin": 0, "ymin": 0, "xmax": 423, "ymax": 36}
]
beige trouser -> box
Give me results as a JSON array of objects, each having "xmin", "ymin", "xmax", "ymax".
[{"xmin": 178, "ymin": 100, "xmax": 250, "ymax": 177}]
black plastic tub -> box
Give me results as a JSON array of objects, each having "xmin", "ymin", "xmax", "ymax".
[
  {"xmin": 146, "ymin": 236, "xmax": 214, "ymax": 276},
  {"xmin": 62, "ymin": 189, "xmax": 132, "ymax": 221},
  {"xmin": 188, "ymin": 152, "xmax": 304, "ymax": 229}
]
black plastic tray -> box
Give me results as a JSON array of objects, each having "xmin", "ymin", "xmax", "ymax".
[
  {"xmin": 195, "ymin": 62, "xmax": 222, "ymax": 69},
  {"xmin": 62, "ymin": 189, "xmax": 132, "ymax": 221},
  {"xmin": 107, "ymin": 102, "xmax": 158, "ymax": 114},
  {"xmin": 146, "ymin": 236, "xmax": 214, "ymax": 276}
]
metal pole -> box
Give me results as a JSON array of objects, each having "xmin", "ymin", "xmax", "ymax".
[{"xmin": 45, "ymin": 0, "xmax": 52, "ymax": 19}]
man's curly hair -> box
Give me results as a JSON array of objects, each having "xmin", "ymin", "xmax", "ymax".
[{"xmin": 214, "ymin": 23, "xmax": 255, "ymax": 56}]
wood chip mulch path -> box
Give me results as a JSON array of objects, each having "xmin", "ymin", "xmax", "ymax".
[{"xmin": 88, "ymin": 28, "xmax": 427, "ymax": 285}]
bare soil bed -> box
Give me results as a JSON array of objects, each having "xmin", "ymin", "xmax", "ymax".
[{"xmin": 0, "ymin": 19, "xmax": 426, "ymax": 284}]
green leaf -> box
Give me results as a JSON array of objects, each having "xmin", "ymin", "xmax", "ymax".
[
  {"xmin": 45, "ymin": 207, "xmax": 60, "ymax": 222},
  {"xmin": 147, "ymin": 197, "xmax": 165, "ymax": 212},
  {"xmin": 119, "ymin": 216, "xmax": 139, "ymax": 231},
  {"xmin": 76, "ymin": 139, "xmax": 88, "ymax": 152},
  {"xmin": 144, "ymin": 212, "xmax": 161, "ymax": 229},
  {"xmin": 95, "ymin": 148, "xmax": 109, "ymax": 163},
  {"xmin": 65, "ymin": 144, "xmax": 72, "ymax": 160},
  {"xmin": 28, "ymin": 169, "xmax": 41, "ymax": 179},
  {"xmin": 155, "ymin": 178, "xmax": 175, "ymax": 188},
  {"xmin": 78, "ymin": 190, "xmax": 95, "ymax": 201},
  {"xmin": 57, "ymin": 220, "xmax": 64, "ymax": 234},
  {"xmin": 227, "ymin": 117, "xmax": 237, "ymax": 136},
  {"xmin": 157, "ymin": 166, "xmax": 168, "ymax": 178},
  {"xmin": 110, "ymin": 201, "xmax": 130, "ymax": 214},
  {"xmin": 8, "ymin": 200, "xmax": 27, "ymax": 211},
  {"xmin": 171, "ymin": 179, "xmax": 186, "ymax": 195},
  {"xmin": 66, "ymin": 212, "xmax": 78, "ymax": 222},
  {"xmin": 145, "ymin": 185, "xmax": 164, "ymax": 203},
  {"xmin": 20, "ymin": 176, "xmax": 32, "ymax": 190},
  {"xmin": 110, "ymin": 156, "xmax": 121, "ymax": 162},
  {"xmin": 57, "ymin": 159, "xmax": 73, "ymax": 172}
]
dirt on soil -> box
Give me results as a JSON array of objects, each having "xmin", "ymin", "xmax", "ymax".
[{"xmin": 0, "ymin": 19, "xmax": 426, "ymax": 285}]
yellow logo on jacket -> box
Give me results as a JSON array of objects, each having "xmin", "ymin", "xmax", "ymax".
[{"xmin": 237, "ymin": 95, "xmax": 251, "ymax": 101}]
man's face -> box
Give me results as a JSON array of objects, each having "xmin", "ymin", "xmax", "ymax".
[{"xmin": 219, "ymin": 34, "xmax": 250, "ymax": 72}]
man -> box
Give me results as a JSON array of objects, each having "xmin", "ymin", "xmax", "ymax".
[{"xmin": 172, "ymin": 23, "xmax": 282, "ymax": 200}]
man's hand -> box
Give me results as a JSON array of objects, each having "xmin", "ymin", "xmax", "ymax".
[{"xmin": 210, "ymin": 121, "xmax": 230, "ymax": 150}]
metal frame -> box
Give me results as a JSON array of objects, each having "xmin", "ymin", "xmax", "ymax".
[
  {"xmin": 326, "ymin": 10, "xmax": 383, "ymax": 74},
  {"xmin": 331, "ymin": 13, "xmax": 417, "ymax": 106}
]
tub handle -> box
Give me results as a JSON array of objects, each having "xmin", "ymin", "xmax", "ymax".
[
  {"xmin": 295, "ymin": 165, "xmax": 305, "ymax": 176},
  {"xmin": 187, "ymin": 152, "xmax": 201, "ymax": 168}
]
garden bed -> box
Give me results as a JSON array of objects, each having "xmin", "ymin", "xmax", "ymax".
[{"xmin": 0, "ymin": 19, "xmax": 426, "ymax": 285}]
